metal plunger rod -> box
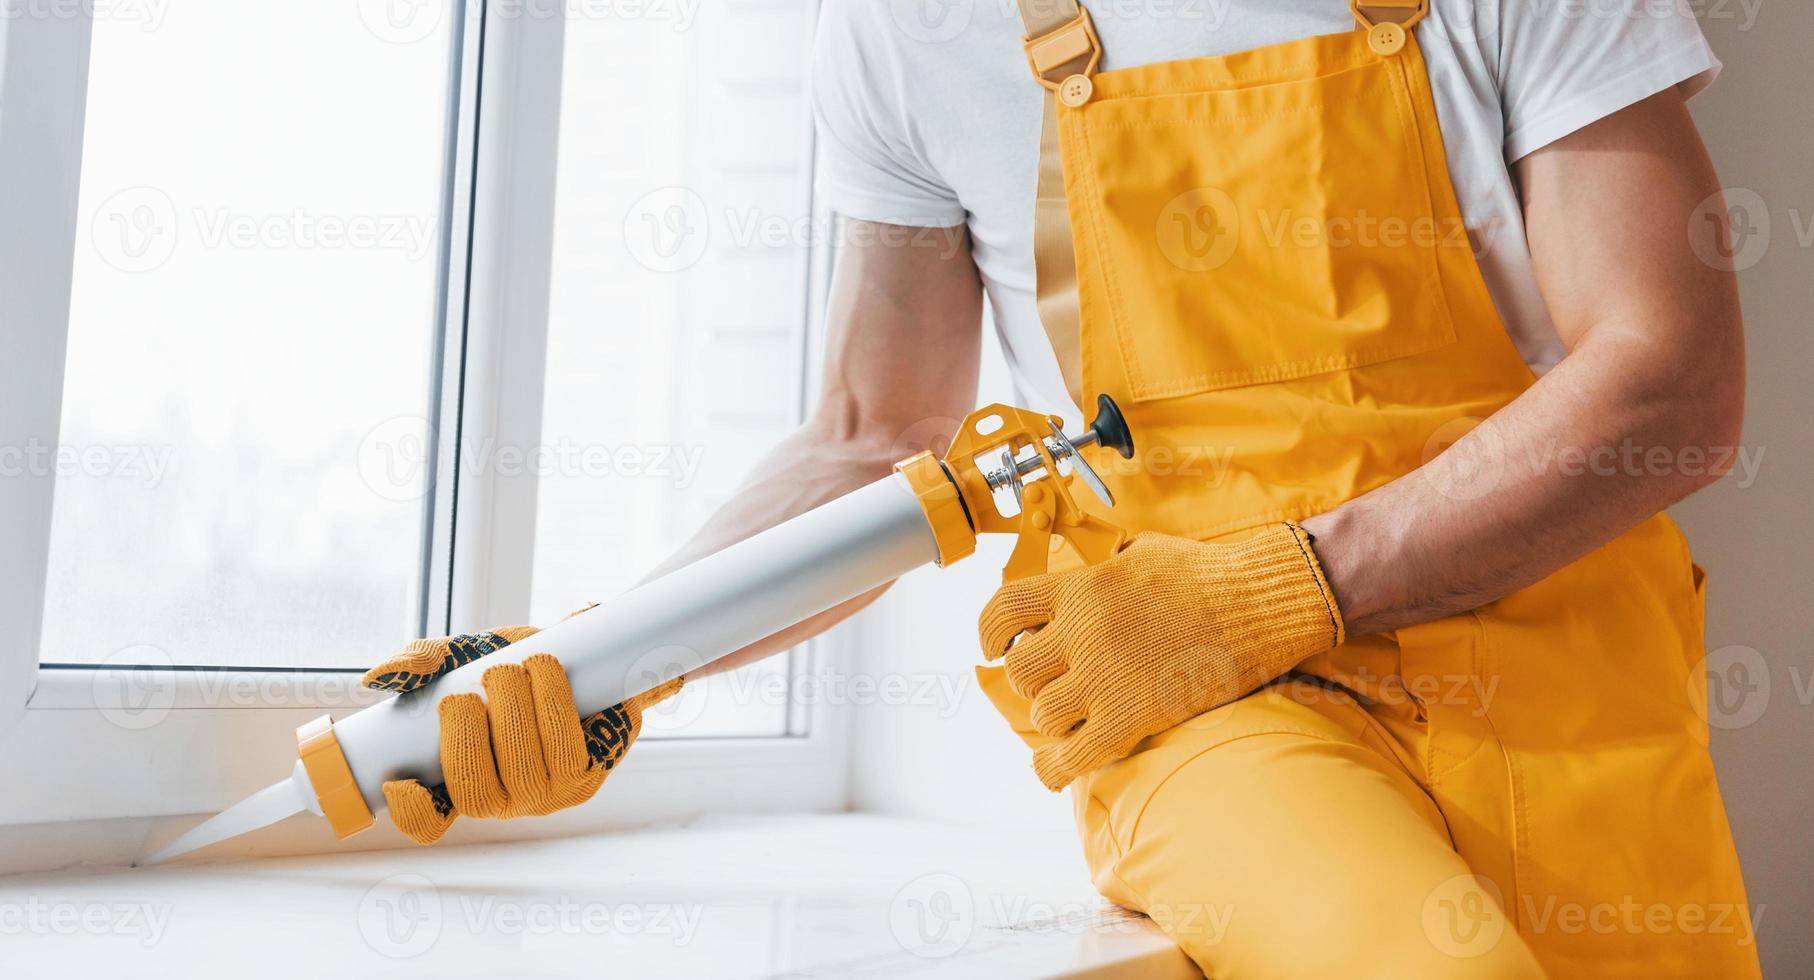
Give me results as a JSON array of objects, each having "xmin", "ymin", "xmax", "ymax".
[{"xmin": 984, "ymin": 394, "xmax": 1136, "ymax": 487}]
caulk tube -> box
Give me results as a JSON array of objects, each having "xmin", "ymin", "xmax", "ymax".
[{"xmin": 317, "ymin": 469, "xmax": 946, "ymax": 827}]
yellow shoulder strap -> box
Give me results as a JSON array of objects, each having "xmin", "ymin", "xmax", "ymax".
[
  {"xmin": 1019, "ymin": 0, "xmax": 1101, "ymax": 87},
  {"xmin": 1014, "ymin": 0, "xmax": 1100, "ymax": 408}
]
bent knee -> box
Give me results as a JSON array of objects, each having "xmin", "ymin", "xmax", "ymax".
[{"xmin": 1087, "ymin": 730, "xmax": 1542, "ymax": 978}]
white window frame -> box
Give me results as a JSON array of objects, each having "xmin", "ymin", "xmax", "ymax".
[{"xmin": 0, "ymin": 1, "xmax": 849, "ymax": 836}]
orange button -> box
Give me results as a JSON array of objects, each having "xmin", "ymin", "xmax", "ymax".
[
  {"xmin": 1368, "ymin": 22, "xmax": 1407, "ymax": 56},
  {"xmin": 1059, "ymin": 74, "xmax": 1093, "ymax": 108}
]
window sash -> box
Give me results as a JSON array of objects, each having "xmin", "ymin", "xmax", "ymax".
[{"xmin": 0, "ymin": 1, "xmax": 847, "ymax": 831}]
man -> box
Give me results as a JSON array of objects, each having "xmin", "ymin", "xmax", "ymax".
[{"xmin": 364, "ymin": 1, "xmax": 1756, "ymax": 974}]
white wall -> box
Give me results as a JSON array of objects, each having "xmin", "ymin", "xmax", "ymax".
[
  {"xmin": 1673, "ymin": 6, "xmax": 1814, "ymax": 977},
  {"xmin": 848, "ymin": 9, "xmax": 1814, "ymax": 974}
]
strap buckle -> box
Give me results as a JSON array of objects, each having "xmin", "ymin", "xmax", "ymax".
[
  {"xmin": 1023, "ymin": 7, "xmax": 1101, "ymax": 90},
  {"xmin": 1351, "ymin": 0, "xmax": 1429, "ymax": 29}
]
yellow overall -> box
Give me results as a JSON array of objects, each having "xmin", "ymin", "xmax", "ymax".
[{"xmin": 980, "ymin": 2, "xmax": 1760, "ymax": 975}]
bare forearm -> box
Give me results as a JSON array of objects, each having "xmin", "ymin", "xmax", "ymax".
[
  {"xmin": 637, "ymin": 219, "xmax": 983, "ymax": 678},
  {"xmin": 1303, "ymin": 327, "xmax": 1742, "ymax": 636},
  {"xmin": 639, "ymin": 421, "xmax": 904, "ymax": 677}
]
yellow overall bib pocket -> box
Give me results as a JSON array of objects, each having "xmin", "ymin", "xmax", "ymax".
[{"xmin": 1063, "ymin": 35, "xmax": 1461, "ymax": 402}]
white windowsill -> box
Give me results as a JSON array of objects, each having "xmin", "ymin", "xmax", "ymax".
[{"xmin": 0, "ymin": 813, "xmax": 1195, "ymax": 979}]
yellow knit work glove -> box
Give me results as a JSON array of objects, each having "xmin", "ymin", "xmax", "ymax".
[
  {"xmin": 978, "ymin": 524, "xmax": 1344, "ymax": 791},
  {"xmin": 360, "ymin": 621, "xmax": 683, "ymax": 845}
]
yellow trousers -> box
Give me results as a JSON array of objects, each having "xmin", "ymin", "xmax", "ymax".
[
  {"xmin": 980, "ymin": 521, "xmax": 1759, "ymax": 978},
  {"xmin": 1083, "ymin": 680, "xmax": 1543, "ymax": 977}
]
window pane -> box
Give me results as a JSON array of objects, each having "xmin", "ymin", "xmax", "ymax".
[
  {"xmin": 531, "ymin": 3, "xmax": 818, "ymax": 736},
  {"xmin": 39, "ymin": 2, "xmax": 457, "ymax": 668}
]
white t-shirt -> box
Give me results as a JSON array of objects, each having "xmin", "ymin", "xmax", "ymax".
[{"xmin": 811, "ymin": 0, "xmax": 1721, "ymax": 419}]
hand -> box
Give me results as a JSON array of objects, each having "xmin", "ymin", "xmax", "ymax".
[
  {"xmin": 978, "ymin": 525, "xmax": 1344, "ymax": 790},
  {"xmin": 361, "ymin": 620, "xmax": 682, "ymax": 844}
]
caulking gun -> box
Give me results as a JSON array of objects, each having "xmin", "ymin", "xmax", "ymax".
[{"xmin": 141, "ymin": 398, "xmax": 1135, "ymax": 864}]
